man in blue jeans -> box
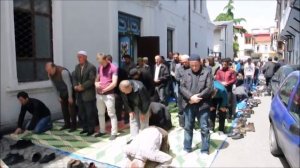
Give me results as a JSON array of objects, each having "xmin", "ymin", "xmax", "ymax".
[
  {"xmin": 179, "ymin": 54, "xmax": 213, "ymax": 156},
  {"xmin": 14, "ymin": 91, "xmax": 52, "ymax": 134}
]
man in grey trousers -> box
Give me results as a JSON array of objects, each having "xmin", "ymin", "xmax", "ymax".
[{"xmin": 73, "ymin": 51, "xmax": 97, "ymax": 136}]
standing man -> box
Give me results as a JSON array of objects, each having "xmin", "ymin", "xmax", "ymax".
[
  {"xmin": 180, "ymin": 54, "xmax": 213, "ymax": 155},
  {"xmin": 122, "ymin": 54, "xmax": 136, "ymax": 76},
  {"xmin": 14, "ymin": 91, "xmax": 52, "ymax": 134},
  {"xmin": 45, "ymin": 62, "xmax": 76, "ymax": 132},
  {"xmin": 215, "ymin": 58, "xmax": 237, "ymax": 120},
  {"xmin": 207, "ymin": 56, "xmax": 220, "ymax": 77},
  {"xmin": 175, "ymin": 54, "xmax": 190, "ymax": 127},
  {"xmin": 136, "ymin": 57, "xmax": 150, "ymax": 73},
  {"xmin": 262, "ymin": 57, "xmax": 275, "ymax": 95},
  {"xmin": 73, "ymin": 51, "xmax": 97, "ymax": 136},
  {"xmin": 170, "ymin": 52, "xmax": 181, "ymax": 104},
  {"xmin": 119, "ymin": 80, "xmax": 150, "ymax": 138},
  {"xmin": 95, "ymin": 53, "xmax": 118, "ymax": 140},
  {"xmin": 243, "ymin": 58, "xmax": 255, "ymax": 92},
  {"xmin": 153, "ymin": 55, "xmax": 170, "ymax": 105}
]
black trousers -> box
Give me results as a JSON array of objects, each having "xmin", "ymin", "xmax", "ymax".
[
  {"xmin": 227, "ymin": 91, "xmax": 236, "ymax": 119},
  {"xmin": 60, "ymin": 97, "xmax": 77, "ymax": 129},
  {"xmin": 265, "ymin": 77, "xmax": 272, "ymax": 93},
  {"xmin": 77, "ymin": 96, "xmax": 97, "ymax": 133},
  {"xmin": 209, "ymin": 98, "xmax": 226, "ymax": 132}
]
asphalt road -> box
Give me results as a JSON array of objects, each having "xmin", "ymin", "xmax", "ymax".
[{"xmin": 211, "ymin": 96, "xmax": 290, "ymax": 168}]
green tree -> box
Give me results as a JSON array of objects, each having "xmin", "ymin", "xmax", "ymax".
[{"xmin": 215, "ymin": 0, "xmax": 247, "ymax": 57}]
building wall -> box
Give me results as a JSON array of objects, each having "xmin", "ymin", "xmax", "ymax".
[{"xmin": 0, "ymin": 0, "xmax": 213, "ymax": 131}]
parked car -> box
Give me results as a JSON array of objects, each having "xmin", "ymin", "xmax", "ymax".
[
  {"xmin": 271, "ymin": 65, "xmax": 300, "ymax": 97},
  {"xmin": 269, "ymin": 71, "xmax": 300, "ymax": 168}
]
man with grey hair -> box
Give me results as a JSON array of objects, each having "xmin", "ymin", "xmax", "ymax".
[
  {"xmin": 73, "ymin": 51, "xmax": 97, "ymax": 136},
  {"xmin": 175, "ymin": 54, "xmax": 190, "ymax": 127},
  {"xmin": 45, "ymin": 62, "xmax": 76, "ymax": 132},
  {"xmin": 119, "ymin": 80, "xmax": 150, "ymax": 138}
]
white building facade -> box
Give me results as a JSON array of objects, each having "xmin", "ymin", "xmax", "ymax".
[
  {"xmin": 212, "ymin": 21, "xmax": 234, "ymax": 59},
  {"xmin": 275, "ymin": 0, "xmax": 300, "ymax": 65},
  {"xmin": 0, "ymin": 0, "xmax": 214, "ymax": 131}
]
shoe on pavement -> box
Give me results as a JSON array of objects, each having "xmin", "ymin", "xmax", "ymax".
[
  {"xmin": 59, "ymin": 125, "xmax": 70, "ymax": 131},
  {"xmin": 32, "ymin": 152, "xmax": 42, "ymax": 162},
  {"xmin": 39, "ymin": 153, "xmax": 56, "ymax": 164},
  {"xmin": 3, "ymin": 153, "xmax": 14, "ymax": 163},
  {"xmin": 67, "ymin": 159, "xmax": 77, "ymax": 168},
  {"xmin": 86, "ymin": 132, "xmax": 94, "ymax": 136},
  {"xmin": 5, "ymin": 153, "xmax": 24, "ymax": 165},
  {"xmin": 10, "ymin": 140, "xmax": 33, "ymax": 149},
  {"xmin": 109, "ymin": 135, "xmax": 117, "ymax": 140},
  {"xmin": 79, "ymin": 130, "xmax": 88, "ymax": 134},
  {"xmin": 94, "ymin": 132, "xmax": 106, "ymax": 137},
  {"xmin": 88, "ymin": 162, "xmax": 97, "ymax": 168},
  {"xmin": 231, "ymin": 133, "xmax": 244, "ymax": 140},
  {"xmin": 68, "ymin": 128, "xmax": 77, "ymax": 133},
  {"xmin": 72, "ymin": 160, "xmax": 84, "ymax": 168}
]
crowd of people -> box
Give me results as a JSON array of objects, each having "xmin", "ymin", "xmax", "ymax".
[{"xmin": 13, "ymin": 50, "xmax": 283, "ymax": 166}]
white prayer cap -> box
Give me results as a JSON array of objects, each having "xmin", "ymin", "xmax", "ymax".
[
  {"xmin": 77, "ymin": 50, "xmax": 87, "ymax": 56},
  {"xmin": 181, "ymin": 54, "xmax": 189, "ymax": 60},
  {"xmin": 234, "ymin": 57, "xmax": 240, "ymax": 62}
]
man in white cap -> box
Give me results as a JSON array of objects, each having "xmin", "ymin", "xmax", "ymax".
[{"xmin": 73, "ymin": 51, "xmax": 97, "ymax": 136}]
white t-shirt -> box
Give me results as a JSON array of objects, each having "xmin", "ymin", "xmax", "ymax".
[
  {"xmin": 154, "ymin": 64, "xmax": 161, "ymax": 81},
  {"xmin": 244, "ymin": 62, "xmax": 255, "ymax": 77}
]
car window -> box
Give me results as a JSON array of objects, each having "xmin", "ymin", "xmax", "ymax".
[
  {"xmin": 279, "ymin": 76, "xmax": 298, "ymax": 107},
  {"xmin": 289, "ymin": 85, "xmax": 300, "ymax": 122}
]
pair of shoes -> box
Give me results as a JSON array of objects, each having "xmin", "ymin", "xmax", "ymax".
[
  {"xmin": 109, "ymin": 135, "xmax": 117, "ymax": 140},
  {"xmin": 60, "ymin": 125, "xmax": 70, "ymax": 131},
  {"xmin": 4, "ymin": 153, "xmax": 24, "ymax": 165},
  {"xmin": 94, "ymin": 132, "xmax": 106, "ymax": 137},
  {"xmin": 231, "ymin": 133, "xmax": 244, "ymax": 140},
  {"xmin": 67, "ymin": 159, "xmax": 84, "ymax": 168},
  {"xmin": 39, "ymin": 153, "xmax": 56, "ymax": 164},
  {"xmin": 31, "ymin": 152, "xmax": 42, "ymax": 162},
  {"xmin": 126, "ymin": 139, "xmax": 133, "ymax": 144},
  {"xmin": 10, "ymin": 140, "xmax": 33, "ymax": 149},
  {"xmin": 88, "ymin": 162, "xmax": 97, "ymax": 168},
  {"xmin": 80, "ymin": 130, "xmax": 88, "ymax": 134}
]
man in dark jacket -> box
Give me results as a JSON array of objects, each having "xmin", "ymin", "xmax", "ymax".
[
  {"xmin": 129, "ymin": 68, "xmax": 155, "ymax": 98},
  {"xmin": 180, "ymin": 54, "xmax": 213, "ymax": 155},
  {"xmin": 119, "ymin": 80, "xmax": 151, "ymax": 138},
  {"xmin": 46, "ymin": 62, "xmax": 77, "ymax": 132},
  {"xmin": 153, "ymin": 55, "xmax": 170, "ymax": 105},
  {"xmin": 148, "ymin": 102, "xmax": 172, "ymax": 131},
  {"xmin": 73, "ymin": 51, "xmax": 97, "ymax": 136},
  {"xmin": 14, "ymin": 91, "xmax": 52, "ymax": 134},
  {"xmin": 262, "ymin": 57, "xmax": 276, "ymax": 94}
]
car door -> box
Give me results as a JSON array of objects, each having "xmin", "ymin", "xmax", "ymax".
[
  {"xmin": 275, "ymin": 75, "xmax": 298, "ymax": 151},
  {"xmin": 281, "ymin": 79, "xmax": 300, "ymax": 168}
]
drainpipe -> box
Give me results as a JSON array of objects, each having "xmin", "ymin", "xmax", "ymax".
[
  {"xmin": 188, "ymin": 0, "xmax": 191, "ymax": 56},
  {"xmin": 225, "ymin": 25, "xmax": 227, "ymax": 58}
]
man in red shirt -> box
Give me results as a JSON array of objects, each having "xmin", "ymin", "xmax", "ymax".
[
  {"xmin": 95, "ymin": 53, "xmax": 118, "ymax": 140},
  {"xmin": 215, "ymin": 58, "xmax": 237, "ymax": 120}
]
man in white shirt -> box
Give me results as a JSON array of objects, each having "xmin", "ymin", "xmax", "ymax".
[{"xmin": 243, "ymin": 58, "xmax": 255, "ymax": 92}]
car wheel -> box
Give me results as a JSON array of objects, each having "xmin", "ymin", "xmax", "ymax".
[{"xmin": 269, "ymin": 124, "xmax": 283, "ymax": 156}]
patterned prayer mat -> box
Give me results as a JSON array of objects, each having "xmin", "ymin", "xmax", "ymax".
[{"xmin": 7, "ymin": 102, "xmax": 232, "ymax": 167}]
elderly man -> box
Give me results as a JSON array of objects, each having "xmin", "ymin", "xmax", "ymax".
[
  {"xmin": 45, "ymin": 62, "xmax": 76, "ymax": 132},
  {"xmin": 119, "ymin": 80, "xmax": 150, "ymax": 138},
  {"xmin": 175, "ymin": 54, "xmax": 190, "ymax": 127},
  {"xmin": 180, "ymin": 54, "xmax": 213, "ymax": 155},
  {"xmin": 73, "ymin": 51, "xmax": 97, "ymax": 136},
  {"xmin": 125, "ymin": 126, "xmax": 172, "ymax": 168},
  {"xmin": 153, "ymin": 55, "xmax": 170, "ymax": 105},
  {"xmin": 137, "ymin": 57, "xmax": 150, "ymax": 73},
  {"xmin": 95, "ymin": 53, "xmax": 118, "ymax": 140},
  {"xmin": 207, "ymin": 56, "xmax": 220, "ymax": 77}
]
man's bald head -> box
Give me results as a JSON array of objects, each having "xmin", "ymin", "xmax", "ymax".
[
  {"xmin": 119, "ymin": 80, "xmax": 133, "ymax": 95},
  {"xmin": 45, "ymin": 62, "xmax": 56, "ymax": 75}
]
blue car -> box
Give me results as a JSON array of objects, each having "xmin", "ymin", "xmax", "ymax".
[{"xmin": 269, "ymin": 71, "xmax": 300, "ymax": 168}]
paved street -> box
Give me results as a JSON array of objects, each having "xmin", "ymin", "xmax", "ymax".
[{"xmin": 211, "ymin": 96, "xmax": 290, "ymax": 168}]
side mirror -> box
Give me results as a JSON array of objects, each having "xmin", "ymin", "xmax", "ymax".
[{"xmin": 289, "ymin": 124, "xmax": 300, "ymax": 136}]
